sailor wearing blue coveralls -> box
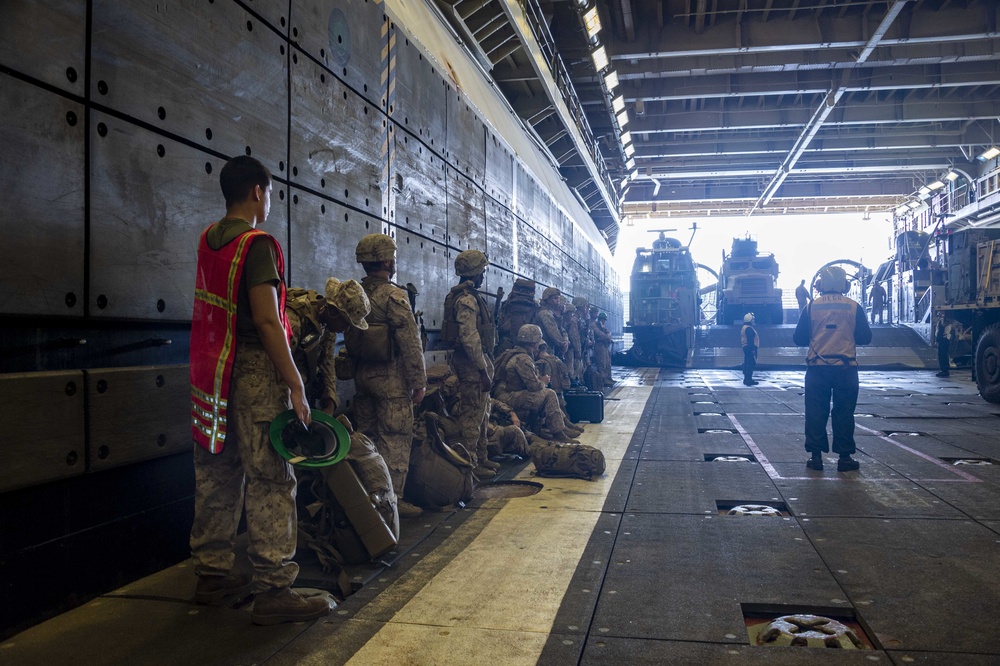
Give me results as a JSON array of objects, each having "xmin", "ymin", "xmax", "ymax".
[{"xmin": 793, "ymin": 266, "xmax": 872, "ymax": 472}]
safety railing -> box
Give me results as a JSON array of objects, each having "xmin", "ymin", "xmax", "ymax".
[{"xmin": 516, "ymin": 0, "xmax": 618, "ymax": 201}]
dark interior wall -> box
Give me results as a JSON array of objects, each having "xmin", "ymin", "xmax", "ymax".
[{"xmin": 0, "ymin": 0, "xmax": 621, "ymax": 636}]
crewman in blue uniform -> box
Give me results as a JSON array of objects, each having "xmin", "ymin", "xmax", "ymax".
[{"xmin": 793, "ymin": 266, "xmax": 872, "ymax": 472}]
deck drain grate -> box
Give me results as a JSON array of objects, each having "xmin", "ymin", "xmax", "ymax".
[
  {"xmin": 940, "ymin": 457, "xmax": 995, "ymax": 466},
  {"xmin": 742, "ymin": 604, "xmax": 877, "ymax": 650},
  {"xmin": 694, "ymin": 411, "xmax": 725, "ymax": 416},
  {"xmin": 698, "ymin": 428, "xmax": 737, "ymax": 434},
  {"xmin": 883, "ymin": 431, "xmax": 925, "ymax": 437},
  {"xmin": 717, "ymin": 500, "xmax": 790, "ymax": 516},
  {"xmin": 705, "ymin": 454, "xmax": 755, "ymax": 463},
  {"xmin": 855, "ymin": 413, "xmax": 878, "ymax": 418},
  {"xmin": 473, "ymin": 481, "xmax": 543, "ymax": 499}
]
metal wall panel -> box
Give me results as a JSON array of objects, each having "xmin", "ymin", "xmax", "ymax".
[
  {"xmin": 445, "ymin": 89, "xmax": 485, "ymax": 186},
  {"xmin": 0, "ymin": 0, "xmax": 86, "ymax": 96},
  {"xmin": 446, "ymin": 169, "xmax": 486, "ymax": 253},
  {"xmin": 514, "ymin": 162, "xmax": 532, "ymax": 222},
  {"xmin": 89, "ymin": 112, "xmax": 290, "ymax": 320},
  {"xmin": 0, "ymin": 75, "xmax": 85, "ymax": 317},
  {"xmin": 391, "ymin": 28, "xmax": 447, "ymax": 154},
  {"xmin": 86, "ymin": 365, "xmax": 190, "ymax": 471},
  {"xmin": 392, "ymin": 227, "xmax": 449, "ymax": 333},
  {"xmin": 292, "ymin": 0, "xmax": 384, "ymax": 108},
  {"xmin": 485, "ymin": 199, "xmax": 515, "ymax": 273},
  {"xmin": 290, "ymin": 54, "xmax": 385, "ymax": 218},
  {"xmin": 289, "ymin": 187, "xmax": 383, "ymax": 290},
  {"xmin": 517, "ymin": 218, "xmax": 560, "ymax": 289},
  {"xmin": 92, "ymin": 0, "xmax": 287, "ymax": 167},
  {"xmin": 485, "ymin": 131, "xmax": 513, "ymax": 209},
  {"xmin": 391, "ymin": 129, "xmax": 447, "ymax": 242},
  {"xmin": 0, "ymin": 371, "xmax": 85, "ymax": 493}
]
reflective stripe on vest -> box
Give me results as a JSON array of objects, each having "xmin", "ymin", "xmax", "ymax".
[
  {"xmin": 189, "ymin": 226, "xmax": 291, "ymax": 453},
  {"xmin": 806, "ymin": 295, "xmax": 858, "ymax": 366}
]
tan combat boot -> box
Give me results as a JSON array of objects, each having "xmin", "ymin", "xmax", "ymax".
[
  {"xmin": 251, "ymin": 587, "xmax": 332, "ymax": 626},
  {"xmin": 397, "ymin": 499, "xmax": 423, "ymax": 518}
]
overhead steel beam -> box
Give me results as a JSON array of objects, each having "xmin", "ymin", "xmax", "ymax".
[
  {"xmin": 610, "ymin": 4, "xmax": 991, "ymax": 61},
  {"xmin": 616, "ymin": 61, "xmax": 1000, "ymax": 103}
]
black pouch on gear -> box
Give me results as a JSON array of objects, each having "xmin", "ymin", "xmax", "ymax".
[{"xmin": 529, "ymin": 442, "xmax": 606, "ymax": 480}]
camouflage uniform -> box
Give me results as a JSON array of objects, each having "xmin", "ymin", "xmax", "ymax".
[
  {"xmin": 564, "ymin": 306, "xmax": 582, "ymax": 381},
  {"xmin": 487, "ymin": 398, "xmax": 529, "ymax": 457},
  {"xmin": 354, "ymin": 275, "xmax": 426, "ymax": 496},
  {"xmin": 447, "ymin": 281, "xmax": 495, "ymax": 466},
  {"xmin": 191, "ymin": 344, "xmax": 299, "ymax": 590},
  {"xmin": 534, "ymin": 297, "xmax": 568, "ymax": 358},
  {"xmin": 592, "ymin": 315, "xmax": 613, "ymax": 387},
  {"xmin": 492, "ymin": 345, "xmax": 565, "ymax": 435}
]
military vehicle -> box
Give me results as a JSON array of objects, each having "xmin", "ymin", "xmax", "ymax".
[
  {"xmin": 624, "ymin": 228, "xmax": 701, "ymax": 366},
  {"xmin": 716, "ymin": 237, "xmax": 784, "ymax": 325},
  {"xmin": 933, "ymin": 227, "xmax": 1000, "ymax": 403}
]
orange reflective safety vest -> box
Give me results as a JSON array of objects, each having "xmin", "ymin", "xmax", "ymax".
[
  {"xmin": 806, "ymin": 294, "xmax": 859, "ymax": 366},
  {"xmin": 189, "ymin": 226, "xmax": 291, "ymax": 453}
]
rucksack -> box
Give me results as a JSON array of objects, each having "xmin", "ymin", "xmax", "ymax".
[
  {"xmin": 406, "ymin": 413, "xmax": 476, "ymax": 509},
  {"xmin": 497, "ymin": 297, "xmax": 538, "ymax": 347},
  {"xmin": 529, "ymin": 442, "xmax": 606, "ymax": 480}
]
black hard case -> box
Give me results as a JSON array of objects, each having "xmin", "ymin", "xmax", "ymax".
[{"xmin": 565, "ymin": 390, "xmax": 604, "ymax": 423}]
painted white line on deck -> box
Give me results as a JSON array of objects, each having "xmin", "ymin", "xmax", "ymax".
[{"xmin": 340, "ymin": 381, "xmax": 656, "ymax": 666}]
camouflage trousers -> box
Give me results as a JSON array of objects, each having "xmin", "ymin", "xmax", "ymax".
[
  {"xmin": 495, "ymin": 387, "xmax": 564, "ymax": 435},
  {"xmin": 354, "ymin": 391, "xmax": 414, "ymax": 496},
  {"xmin": 190, "ymin": 344, "xmax": 298, "ymax": 590},
  {"xmin": 488, "ymin": 423, "xmax": 529, "ymax": 457},
  {"xmin": 595, "ymin": 344, "xmax": 612, "ymax": 384},
  {"xmin": 450, "ymin": 355, "xmax": 493, "ymax": 465}
]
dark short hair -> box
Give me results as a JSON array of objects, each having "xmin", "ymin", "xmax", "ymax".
[{"xmin": 219, "ymin": 156, "xmax": 271, "ymax": 206}]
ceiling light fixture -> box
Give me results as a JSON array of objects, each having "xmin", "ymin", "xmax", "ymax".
[
  {"xmin": 620, "ymin": 131, "xmax": 632, "ymax": 146},
  {"xmin": 603, "ymin": 70, "xmax": 619, "ymax": 91},
  {"xmin": 945, "ymin": 171, "xmax": 959, "ymax": 181},
  {"xmin": 583, "ymin": 7, "xmax": 601, "ymax": 40},
  {"xmin": 616, "ymin": 109, "xmax": 629, "ymax": 127},
  {"xmin": 611, "ymin": 95, "xmax": 625, "ymax": 113},
  {"xmin": 978, "ymin": 146, "xmax": 1000, "ymax": 160},
  {"xmin": 625, "ymin": 157, "xmax": 635, "ymax": 170},
  {"xmin": 591, "ymin": 45, "xmax": 608, "ymax": 72},
  {"xmin": 927, "ymin": 180, "xmax": 946, "ymax": 190},
  {"xmin": 624, "ymin": 143, "xmax": 635, "ymax": 157}
]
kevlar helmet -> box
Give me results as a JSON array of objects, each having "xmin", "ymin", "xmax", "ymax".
[
  {"xmin": 454, "ymin": 250, "xmax": 489, "ymax": 276},
  {"xmin": 269, "ymin": 409, "xmax": 351, "ymax": 468},
  {"xmin": 598, "ymin": 311, "xmax": 608, "ymax": 320},
  {"xmin": 355, "ymin": 234, "xmax": 397, "ymax": 263},
  {"xmin": 819, "ymin": 266, "xmax": 849, "ymax": 294},
  {"xmin": 325, "ymin": 278, "xmax": 370, "ymax": 330},
  {"xmin": 541, "ymin": 286, "xmax": 561, "ymax": 301},
  {"xmin": 572, "ymin": 296, "xmax": 588, "ymax": 308},
  {"xmin": 517, "ymin": 324, "xmax": 543, "ymax": 344},
  {"xmin": 511, "ymin": 278, "xmax": 536, "ymax": 295},
  {"xmin": 743, "ymin": 313, "xmax": 754, "ymax": 323}
]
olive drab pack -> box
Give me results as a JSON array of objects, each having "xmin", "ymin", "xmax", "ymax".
[
  {"xmin": 529, "ymin": 441, "xmax": 606, "ymax": 480},
  {"xmin": 405, "ymin": 413, "xmax": 475, "ymax": 509},
  {"xmin": 496, "ymin": 295, "xmax": 539, "ymax": 352},
  {"xmin": 343, "ymin": 323, "xmax": 394, "ymax": 362},
  {"xmin": 440, "ymin": 282, "xmax": 495, "ymax": 352},
  {"xmin": 285, "ymin": 288, "xmax": 328, "ymax": 398}
]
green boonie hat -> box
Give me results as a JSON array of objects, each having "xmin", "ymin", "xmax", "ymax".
[
  {"xmin": 269, "ymin": 409, "xmax": 351, "ymax": 468},
  {"xmin": 455, "ymin": 250, "xmax": 489, "ymax": 276},
  {"xmin": 325, "ymin": 278, "xmax": 369, "ymax": 330}
]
